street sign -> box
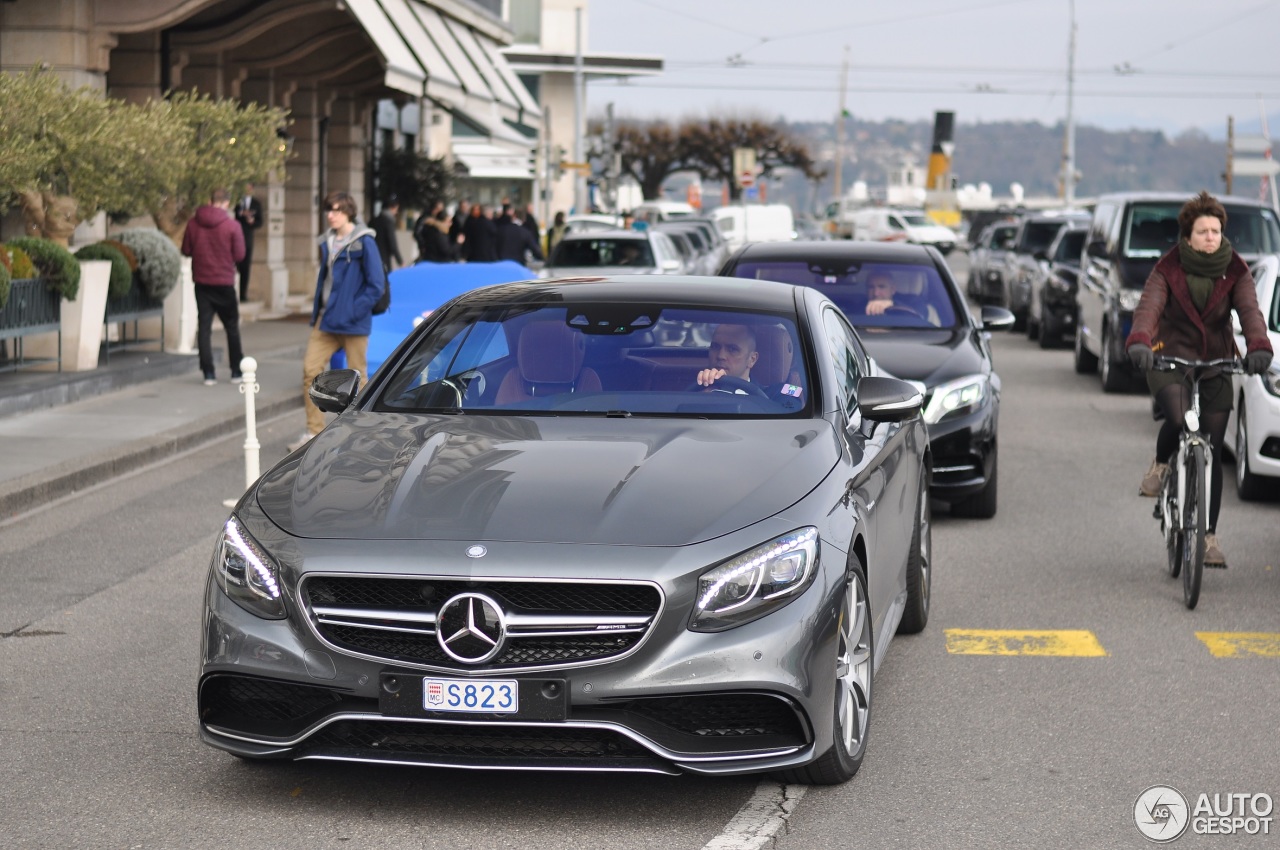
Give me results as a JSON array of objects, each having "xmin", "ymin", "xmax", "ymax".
[
  {"xmin": 1232, "ymin": 158, "xmax": 1280, "ymax": 177},
  {"xmin": 738, "ymin": 171, "xmax": 755, "ymax": 189},
  {"xmin": 733, "ymin": 147, "xmax": 757, "ymax": 188}
]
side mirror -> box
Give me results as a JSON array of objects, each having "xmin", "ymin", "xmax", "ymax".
[
  {"xmin": 661, "ymin": 259, "xmax": 681, "ymax": 272},
  {"xmin": 856, "ymin": 376, "xmax": 924, "ymax": 423},
  {"xmin": 980, "ymin": 305, "xmax": 1017, "ymax": 331},
  {"xmin": 1086, "ymin": 239, "xmax": 1108, "ymax": 259},
  {"xmin": 309, "ymin": 368, "xmax": 360, "ymax": 414}
]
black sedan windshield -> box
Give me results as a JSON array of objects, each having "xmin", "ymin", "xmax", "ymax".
[
  {"xmin": 375, "ymin": 302, "xmax": 811, "ymax": 417},
  {"xmin": 726, "ymin": 260, "xmax": 960, "ymax": 329}
]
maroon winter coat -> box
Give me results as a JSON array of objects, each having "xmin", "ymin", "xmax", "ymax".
[
  {"xmin": 1126, "ymin": 247, "xmax": 1273, "ymax": 361},
  {"xmin": 181, "ymin": 204, "xmax": 246, "ymax": 286}
]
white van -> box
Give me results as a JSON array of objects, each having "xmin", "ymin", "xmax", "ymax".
[
  {"xmin": 710, "ymin": 204, "xmax": 796, "ymax": 251},
  {"xmin": 849, "ymin": 208, "xmax": 956, "ymax": 254},
  {"xmin": 632, "ymin": 200, "xmax": 697, "ymax": 223}
]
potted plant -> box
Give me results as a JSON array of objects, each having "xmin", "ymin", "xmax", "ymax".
[{"xmin": 0, "ymin": 239, "xmax": 75, "ymax": 369}]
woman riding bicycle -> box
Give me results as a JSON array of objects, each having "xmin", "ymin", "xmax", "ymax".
[{"xmin": 1125, "ymin": 191, "xmax": 1273, "ymax": 567}]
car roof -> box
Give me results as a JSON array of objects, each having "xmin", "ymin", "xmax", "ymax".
[
  {"xmin": 1095, "ymin": 191, "xmax": 1277, "ymax": 208},
  {"xmin": 456, "ymin": 275, "xmax": 803, "ymax": 313},
  {"xmin": 560, "ymin": 229, "xmax": 649, "ymax": 242},
  {"xmin": 728, "ymin": 240, "xmax": 939, "ymax": 264}
]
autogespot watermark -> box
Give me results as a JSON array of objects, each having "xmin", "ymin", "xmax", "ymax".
[{"xmin": 1134, "ymin": 785, "xmax": 1274, "ymax": 842}]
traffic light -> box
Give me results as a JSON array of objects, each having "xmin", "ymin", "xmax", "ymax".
[{"xmin": 549, "ymin": 145, "xmax": 567, "ymax": 181}]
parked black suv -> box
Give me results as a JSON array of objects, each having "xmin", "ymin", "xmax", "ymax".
[
  {"xmin": 1001, "ymin": 210, "xmax": 1090, "ymax": 330},
  {"xmin": 1074, "ymin": 192, "xmax": 1280, "ymax": 392},
  {"xmin": 1026, "ymin": 220, "xmax": 1088, "ymax": 348}
]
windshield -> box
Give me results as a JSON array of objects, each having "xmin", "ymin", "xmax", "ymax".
[
  {"xmin": 1124, "ymin": 203, "xmax": 1280, "ymax": 258},
  {"xmin": 726, "ymin": 260, "xmax": 961, "ymax": 330},
  {"xmin": 551, "ymin": 238, "xmax": 655, "ymax": 268},
  {"xmin": 1018, "ymin": 221, "xmax": 1065, "ymax": 254},
  {"xmin": 1054, "ymin": 230, "xmax": 1087, "ymax": 262},
  {"xmin": 899, "ymin": 213, "xmax": 931, "ymax": 227},
  {"xmin": 375, "ymin": 303, "xmax": 811, "ymax": 418}
]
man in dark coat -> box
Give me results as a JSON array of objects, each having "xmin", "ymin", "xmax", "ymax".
[
  {"xmin": 371, "ymin": 196, "xmax": 403, "ymax": 274},
  {"xmin": 496, "ymin": 208, "xmax": 545, "ymax": 264},
  {"xmin": 182, "ymin": 188, "xmax": 246, "ymax": 384},
  {"xmin": 234, "ymin": 182, "xmax": 264, "ymax": 302},
  {"xmin": 449, "ymin": 199, "xmax": 471, "ymax": 258},
  {"xmin": 463, "ymin": 204, "xmax": 498, "ymax": 262}
]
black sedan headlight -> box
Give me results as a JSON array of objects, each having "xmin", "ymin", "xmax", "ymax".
[
  {"xmin": 212, "ymin": 517, "xmax": 286, "ymax": 619},
  {"xmin": 690, "ymin": 528, "xmax": 819, "ymax": 632},
  {"xmin": 923, "ymin": 374, "xmax": 989, "ymax": 424}
]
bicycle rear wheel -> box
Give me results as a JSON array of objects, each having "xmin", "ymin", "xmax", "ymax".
[{"xmin": 1181, "ymin": 443, "xmax": 1207, "ymax": 609}]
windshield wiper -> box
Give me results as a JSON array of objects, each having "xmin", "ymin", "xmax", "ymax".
[{"xmin": 605, "ymin": 410, "xmax": 632, "ymax": 418}]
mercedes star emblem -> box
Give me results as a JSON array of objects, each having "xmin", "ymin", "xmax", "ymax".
[
  {"xmin": 466, "ymin": 545, "xmax": 487, "ymax": 558},
  {"xmin": 436, "ymin": 593, "xmax": 506, "ymax": 664}
]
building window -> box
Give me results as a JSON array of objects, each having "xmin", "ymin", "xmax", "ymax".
[{"xmin": 508, "ymin": 0, "xmax": 542, "ymax": 44}]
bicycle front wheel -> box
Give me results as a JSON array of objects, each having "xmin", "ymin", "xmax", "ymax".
[
  {"xmin": 1181, "ymin": 443, "xmax": 1207, "ymax": 609},
  {"xmin": 1163, "ymin": 471, "xmax": 1181, "ymax": 578}
]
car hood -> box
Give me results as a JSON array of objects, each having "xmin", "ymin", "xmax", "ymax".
[
  {"xmin": 857, "ymin": 328, "xmax": 986, "ymax": 386},
  {"xmin": 255, "ymin": 414, "xmax": 840, "ymax": 546},
  {"xmin": 546, "ymin": 264, "xmax": 663, "ymax": 276}
]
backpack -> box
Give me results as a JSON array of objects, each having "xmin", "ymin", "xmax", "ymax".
[{"xmin": 373, "ymin": 278, "xmax": 391, "ymax": 315}]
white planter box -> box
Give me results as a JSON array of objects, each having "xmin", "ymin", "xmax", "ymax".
[{"xmin": 22, "ymin": 259, "xmax": 110, "ymax": 371}]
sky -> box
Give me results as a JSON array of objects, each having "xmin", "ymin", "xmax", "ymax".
[{"xmin": 585, "ymin": 0, "xmax": 1280, "ymax": 138}]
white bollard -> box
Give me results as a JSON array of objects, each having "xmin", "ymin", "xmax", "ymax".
[{"xmin": 223, "ymin": 356, "xmax": 261, "ymax": 508}]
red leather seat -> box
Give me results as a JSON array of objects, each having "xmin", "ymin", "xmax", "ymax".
[{"xmin": 494, "ymin": 321, "xmax": 602, "ymax": 404}]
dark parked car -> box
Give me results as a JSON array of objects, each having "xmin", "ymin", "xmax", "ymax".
[
  {"xmin": 966, "ymin": 219, "xmax": 1018, "ymax": 304},
  {"xmin": 199, "ymin": 276, "xmax": 932, "ymax": 785},
  {"xmin": 719, "ymin": 241, "xmax": 1015, "ymax": 518},
  {"xmin": 1075, "ymin": 192, "xmax": 1280, "ymax": 392},
  {"xmin": 1026, "ymin": 220, "xmax": 1088, "ymax": 348},
  {"xmin": 1001, "ymin": 210, "xmax": 1090, "ymax": 330}
]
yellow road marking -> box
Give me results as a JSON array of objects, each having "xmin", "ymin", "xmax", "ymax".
[
  {"xmin": 945, "ymin": 629, "xmax": 1108, "ymax": 657},
  {"xmin": 1196, "ymin": 632, "xmax": 1280, "ymax": 658}
]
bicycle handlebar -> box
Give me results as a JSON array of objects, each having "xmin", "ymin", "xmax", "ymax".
[{"xmin": 1152, "ymin": 355, "xmax": 1244, "ymax": 374}]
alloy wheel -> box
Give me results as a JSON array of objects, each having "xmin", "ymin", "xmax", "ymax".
[{"xmin": 836, "ymin": 574, "xmax": 872, "ymax": 757}]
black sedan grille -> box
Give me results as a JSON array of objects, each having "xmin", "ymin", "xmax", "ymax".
[{"xmin": 303, "ymin": 576, "xmax": 661, "ymax": 672}]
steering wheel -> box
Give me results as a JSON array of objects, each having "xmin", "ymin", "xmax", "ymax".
[
  {"xmin": 885, "ymin": 304, "xmax": 925, "ymax": 319},
  {"xmin": 685, "ymin": 374, "xmax": 770, "ymax": 399},
  {"xmin": 439, "ymin": 370, "xmax": 486, "ymax": 407}
]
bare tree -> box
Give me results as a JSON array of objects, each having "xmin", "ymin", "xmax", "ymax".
[{"xmin": 683, "ymin": 117, "xmax": 824, "ymax": 201}]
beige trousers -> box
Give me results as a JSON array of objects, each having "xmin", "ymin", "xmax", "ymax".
[{"xmin": 302, "ymin": 327, "xmax": 369, "ymax": 435}]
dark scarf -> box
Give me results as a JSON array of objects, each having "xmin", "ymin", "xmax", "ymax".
[{"xmin": 1178, "ymin": 237, "xmax": 1232, "ymax": 311}]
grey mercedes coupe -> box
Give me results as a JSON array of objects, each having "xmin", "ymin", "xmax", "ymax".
[{"xmin": 198, "ymin": 276, "xmax": 932, "ymax": 785}]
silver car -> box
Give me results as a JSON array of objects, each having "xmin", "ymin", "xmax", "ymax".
[
  {"xmin": 198, "ymin": 276, "xmax": 931, "ymax": 784},
  {"xmin": 543, "ymin": 230, "xmax": 683, "ymax": 277}
]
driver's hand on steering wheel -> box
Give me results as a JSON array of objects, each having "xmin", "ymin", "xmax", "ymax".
[
  {"xmin": 696, "ymin": 367, "xmax": 728, "ymax": 387},
  {"xmin": 866, "ymin": 298, "xmax": 894, "ymax": 316}
]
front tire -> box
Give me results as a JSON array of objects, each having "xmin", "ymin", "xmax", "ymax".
[
  {"xmin": 1074, "ymin": 322, "xmax": 1098, "ymax": 373},
  {"xmin": 1038, "ymin": 309, "xmax": 1061, "ymax": 349},
  {"xmin": 1182, "ymin": 443, "xmax": 1207, "ymax": 609},
  {"xmin": 1100, "ymin": 324, "xmax": 1128, "ymax": 393},
  {"xmin": 898, "ymin": 472, "xmax": 932, "ymax": 634},
  {"xmin": 951, "ymin": 451, "xmax": 998, "ymax": 519},
  {"xmin": 1235, "ymin": 398, "xmax": 1270, "ymax": 500},
  {"xmin": 774, "ymin": 558, "xmax": 872, "ymax": 785}
]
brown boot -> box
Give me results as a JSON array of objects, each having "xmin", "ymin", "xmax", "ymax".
[
  {"xmin": 1139, "ymin": 458, "xmax": 1168, "ymax": 497},
  {"xmin": 1204, "ymin": 533, "xmax": 1227, "ymax": 568}
]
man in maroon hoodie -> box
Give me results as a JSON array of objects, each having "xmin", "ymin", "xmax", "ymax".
[{"xmin": 182, "ymin": 188, "xmax": 247, "ymax": 385}]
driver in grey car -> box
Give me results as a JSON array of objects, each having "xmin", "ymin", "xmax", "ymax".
[
  {"xmin": 864, "ymin": 271, "xmax": 899, "ymax": 316},
  {"xmin": 695, "ymin": 323, "xmax": 758, "ymax": 388}
]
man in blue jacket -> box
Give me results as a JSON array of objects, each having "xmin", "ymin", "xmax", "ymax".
[{"xmin": 291, "ymin": 191, "xmax": 386, "ymax": 451}]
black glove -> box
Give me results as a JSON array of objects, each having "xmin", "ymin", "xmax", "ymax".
[
  {"xmin": 1127, "ymin": 344, "xmax": 1154, "ymax": 372},
  {"xmin": 1244, "ymin": 349, "xmax": 1273, "ymax": 375}
]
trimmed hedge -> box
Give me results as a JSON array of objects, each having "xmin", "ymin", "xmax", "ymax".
[
  {"xmin": 5, "ymin": 237, "xmax": 80, "ymax": 301},
  {"xmin": 101, "ymin": 239, "xmax": 138, "ymax": 271},
  {"xmin": 117, "ymin": 228, "xmax": 181, "ymax": 300},
  {"xmin": 75, "ymin": 242, "xmax": 134, "ymax": 299},
  {"xmin": 6, "ymin": 246, "xmax": 36, "ymax": 280}
]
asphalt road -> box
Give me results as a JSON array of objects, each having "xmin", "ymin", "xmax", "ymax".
[{"xmin": 2, "ymin": 251, "xmax": 1277, "ymax": 849}]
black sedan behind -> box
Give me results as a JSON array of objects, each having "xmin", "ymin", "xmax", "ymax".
[{"xmin": 720, "ymin": 242, "xmax": 1014, "ymax": 517}]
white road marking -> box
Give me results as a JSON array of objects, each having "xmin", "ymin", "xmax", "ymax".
[{"xmin": 702, "ymin": 780, "xmax": 808, "ymax": 850}]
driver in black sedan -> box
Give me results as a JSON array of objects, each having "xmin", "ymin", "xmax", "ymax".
[{"xmin": 695, "ymin": 323, "xmax": 759, "ymax": 388}]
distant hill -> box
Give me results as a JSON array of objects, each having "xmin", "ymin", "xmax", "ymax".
[{"xmin": 736, "ymin": 118, "xmax": 1235, "ymax": 213}]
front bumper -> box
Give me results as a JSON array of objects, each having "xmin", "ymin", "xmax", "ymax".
[
  {"xmin": 198, "ymin": 537, "xmax": 845, "ymax": 777},
  {"xmin": 924, "ymin": 402, "xmax": 997, "ymax": 502}
]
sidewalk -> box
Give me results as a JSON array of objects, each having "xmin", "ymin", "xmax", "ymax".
[{"xmin": 0, "ymin": 314, "xmax": 316, "ymax": 519}]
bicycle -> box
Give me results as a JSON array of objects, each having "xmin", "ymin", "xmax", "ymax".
[{"xmin": 1150, "ymin": 355, "xmax": 1244, "ymax": 609}]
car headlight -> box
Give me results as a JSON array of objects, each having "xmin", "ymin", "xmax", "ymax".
[
  {"xmin": 1262, "ymin": 367, "xmax": 1280, "ymax": 399},
  {"xmin": 212, "ymin": 516, "xmax": 286, "ymax": 619},
  {"xmin": 690, "ymin": 528, "xmax": 819, "ymax": 633},
  {"xmin": 923, "ymin": 374, "xmax": 989, "ymax": 424},
  {"xmin": 1118, "ymin": 289, "xmax": 1143, "ymax": 312}
]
